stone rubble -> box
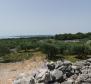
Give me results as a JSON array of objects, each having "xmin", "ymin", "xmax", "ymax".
[{"xmin": 13, "ymin": 58, "xmax": 91, "ymax": 84}]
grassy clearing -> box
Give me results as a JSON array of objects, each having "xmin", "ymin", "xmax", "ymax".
[
  {"xmin": 0, "ymin": 51, "xmax": 46, "ymax": 63},
  {"xmin": 2, "ymin": 52, "xmax": 32, "ymax": 63},
  {"xmin": 64, "ymin": 55, "xmax": 80, "ymax": 63}
]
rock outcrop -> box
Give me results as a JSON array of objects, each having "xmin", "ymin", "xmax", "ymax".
[{"xmin": 13, "ymin": 58, "xmax": 91, "ymax": 84}]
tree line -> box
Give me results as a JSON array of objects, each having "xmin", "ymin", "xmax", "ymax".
[{"xmin": 55, "ymin": 32, "xmax": 91, "ymax": 40}]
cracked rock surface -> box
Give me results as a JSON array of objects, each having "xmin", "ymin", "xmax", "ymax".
[{"xmin": 13, "ymin": 58, "xmax": 91, "ymax": 84}]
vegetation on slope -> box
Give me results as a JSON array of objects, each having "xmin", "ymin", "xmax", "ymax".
[{"xmin": 0, "ymin": 32, "xmax": 91, "ymax": 63}]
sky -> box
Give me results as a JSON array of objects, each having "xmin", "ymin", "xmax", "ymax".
[{"xmin": 0, "ymin": 0, "xmax": 91, "ymax": 36}]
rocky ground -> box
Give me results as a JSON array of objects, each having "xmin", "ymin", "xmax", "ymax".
[{"xmin": 13, "ymin": 58, "xmax": 91, "ymax": 84}]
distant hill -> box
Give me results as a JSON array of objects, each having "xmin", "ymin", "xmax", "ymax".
[{"xmin": 0, "ymin": 35, "xmax": 53, "ymax": 39}]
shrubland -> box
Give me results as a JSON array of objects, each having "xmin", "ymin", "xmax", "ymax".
[{"xmin": 0, "ymin": 32, "xmax": 91, "ymax": 63}]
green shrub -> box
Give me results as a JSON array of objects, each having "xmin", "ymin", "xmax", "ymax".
[{"xmin": 0, "ymin": 45, "xmax": 10, "ymax": 56}]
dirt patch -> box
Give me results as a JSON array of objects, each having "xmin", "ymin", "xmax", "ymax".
[{"xmin": 0, "ymin": 52, "xmax": 46, "ymax": 84}]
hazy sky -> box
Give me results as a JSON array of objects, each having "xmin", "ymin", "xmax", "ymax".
[{"xmin": 0, "ymin": 0, "xmax": 91, "ymax": 36}]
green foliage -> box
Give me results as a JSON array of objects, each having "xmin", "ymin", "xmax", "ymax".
[
  {"xmin": 0, "ymin": 32, "xmax": 91, "ymax": 62},
  {"xmin": 74, "ymin": 44, "xmax": 89, "ymax": 59},
  {"xmin": 0, "ymin": 45, "xmax": 10, "ymax": 56},
  {"xmin": 55, "ymin": 32, "xmax": 91, "ymax": 40},
  {"xmin": 39, "ymin": 40, "xmax": 91, "ymax": 60},
  {"xmin": 85, "ymin": 40, "xmax": 91, "ymax": 54},
  {"xmin": 40, "ymin": 43, "xmax": 59, "ymax": 60}
]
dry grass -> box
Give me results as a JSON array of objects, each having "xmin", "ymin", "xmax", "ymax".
[{"xmin": 0, "ymin": 52, "xmax": 46, "ymax": 84}]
